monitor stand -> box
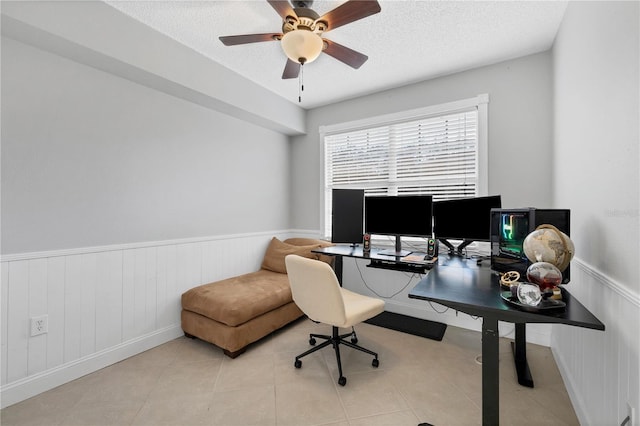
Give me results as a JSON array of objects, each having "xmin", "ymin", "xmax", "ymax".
[
  {"xmin": 439, "ymin": 238, "xmax": 473, "ymax": 256},
  {"xmin": 378, "ymin": 235, "xmax": 411, "ymax": 257}
]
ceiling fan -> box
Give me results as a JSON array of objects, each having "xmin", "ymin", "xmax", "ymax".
[{"xmin": 219, "ymin": 0, "xmax": 381, "ymax": 79}]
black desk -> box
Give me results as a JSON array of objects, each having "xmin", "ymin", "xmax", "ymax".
[{"xmin": 408, "ymin": 255, "xmax": 605, "ymax": 425}]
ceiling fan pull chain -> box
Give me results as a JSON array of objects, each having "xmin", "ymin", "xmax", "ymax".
[{"xmin": 298, "ymin": 63, "xmax": 304, "ymax": 103}]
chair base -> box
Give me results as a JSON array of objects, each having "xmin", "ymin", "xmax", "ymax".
[{"xmin": 294, "ymin": 326, "xmax": 379, "ymax": 386}]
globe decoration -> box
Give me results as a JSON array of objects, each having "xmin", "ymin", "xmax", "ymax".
[
  {"xmin": 517, "ymin": 283, "xmax": 542, "ymax": 306},
  {"xmin": 523, "ymin": 224, "xmax": 574, "ymax": 273},
  {"xmin": 526, "ymin": 261, "xmax": 563, "ymax": 290}
]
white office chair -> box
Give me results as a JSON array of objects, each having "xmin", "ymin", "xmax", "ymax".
[{"xmin": 285, "ymin": 254, "xmax": 385, "ymax": 386}]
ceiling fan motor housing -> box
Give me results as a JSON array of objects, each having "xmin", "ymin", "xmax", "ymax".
[{"xmin": 283, "ymin": 7, "xmax": 327, "ymax": 35}]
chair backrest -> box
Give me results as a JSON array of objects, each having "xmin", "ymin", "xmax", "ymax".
[{"xmin": 285, "ymin": 254, "xmax": 346, "ymax": 326}]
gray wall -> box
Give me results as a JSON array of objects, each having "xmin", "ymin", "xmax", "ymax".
[
  {"xmin": 553, "ymin": 1, "xmax": 639, "ymax": 292},
  {"xmin": 1, "ymin": 37, "xmax": 291, "ymax": 254},
  {"xmin": 291, "ymin": 51, "xmax": 554, "ymax": 230}
]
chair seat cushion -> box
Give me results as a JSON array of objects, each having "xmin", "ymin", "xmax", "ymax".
[
  {"xmin": 181, "ymin": 269, "xmax": 293, "ymax": 327},
  {"xmin": 340, "ymin": 288, "xmax": 386, "ymax": 328}
]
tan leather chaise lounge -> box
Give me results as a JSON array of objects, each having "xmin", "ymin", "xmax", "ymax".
[{"xmin": 181, "ymin": 237, "xmax": 334, "ymax": 358}]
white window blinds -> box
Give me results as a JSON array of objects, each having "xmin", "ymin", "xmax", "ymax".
[{"xmin": 322, "ymin": 98, "xmax": 486, "ymax": 239}]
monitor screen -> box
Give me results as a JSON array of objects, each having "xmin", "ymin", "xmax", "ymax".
[
  {"xmin": 364, "ymin": 195, "xmax": 433, "ymax": 237},
  {"xmin": 331, "ymin": 189, "xmax": 364, "ymax": 244},
  {"xmin": 433, "ymin": 195, "xmax": 502, "ymax": 242}
]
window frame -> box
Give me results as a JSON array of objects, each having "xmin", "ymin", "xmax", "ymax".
[{"xmin": 319, "ymin": 94, "xmax": 489, "ymax": 241}]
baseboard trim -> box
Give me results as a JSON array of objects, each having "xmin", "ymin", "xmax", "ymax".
[
  {"xmin": 551, "ymin": 344, "xmax": 589, "ymax": 425},
  {"xmin": 0, "ymin": 324, "xmax": 183, "ymax": 409}
]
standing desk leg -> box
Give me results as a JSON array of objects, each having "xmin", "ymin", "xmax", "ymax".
[
  {"xmin": 511, "ymin": 322, "xmax": 534, "ymax": 387},
  {"xmin": 482, "ymin": 316, "xmax": 500, "ymax": 426},
  {"xmin": 333, "ymin": 255, "xmax": 343, "ymax": 284}
]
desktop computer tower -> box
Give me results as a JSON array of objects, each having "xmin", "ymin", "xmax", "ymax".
[{"xmin": 490, "ymin": 208, "xmax": 571, "ymax": 283}]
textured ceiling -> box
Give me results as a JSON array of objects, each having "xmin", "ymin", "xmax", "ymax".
[{"xmin": 105, "ymin": 0, "xmax": 568, "ymax": 109}]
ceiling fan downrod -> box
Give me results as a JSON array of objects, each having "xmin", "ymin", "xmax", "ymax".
[{"xmin": 292, "ymin": 1, "xmax": 313, "ymax": 8}]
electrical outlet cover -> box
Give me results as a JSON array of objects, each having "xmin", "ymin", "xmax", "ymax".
[{"xmin": 30, "ymin": 315, "xmax": 48, "ymax": 336}]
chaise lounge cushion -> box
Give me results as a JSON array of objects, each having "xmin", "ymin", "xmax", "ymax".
[{"xmin": 182, "ymin": 269, "xmax": 293, "ymax": 327}]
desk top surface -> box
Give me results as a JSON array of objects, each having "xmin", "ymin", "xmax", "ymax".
[
  {"xmin": 314, "ymin": 246, "xmax": 604, "ymax": 331},
  {"xmin": 409, "ymin": 255, "xmax": 604, "ymax": 330}
]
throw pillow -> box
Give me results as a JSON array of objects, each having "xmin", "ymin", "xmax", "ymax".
[{"xmin": 261, "ymin": 237, "xmax": 320, "ymax": 273}]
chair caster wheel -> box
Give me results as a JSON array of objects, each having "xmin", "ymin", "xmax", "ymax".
[
  {"xmin": 338, "ymin": 376, "xmax": 347, "ymax": 386},
  {"xmin": 294, "ymin": 359, "xmax": 302, "ymax": 368},
  {"xmin": 309, "ymin": 337, "xmax": 316, "ymax": 345},
  {"xmin": 372, "ymin": 358, "xmax": 379, "ymax": 368},
  {"xmin": 351, "ymin": 337, "xmax": 358, "ymax": 344}
]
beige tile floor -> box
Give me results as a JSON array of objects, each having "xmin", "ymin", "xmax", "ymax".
[{"xmin": 1, "ymin": 318, "xmax": 579, "ymax": 425}]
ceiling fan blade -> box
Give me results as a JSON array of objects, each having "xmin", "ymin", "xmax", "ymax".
[
  {"xmin": 219, "ymin": 33, "xmax": 282, "ymax": 46},
  {"xmin": 267, "ymin": 0, "xmax": 296, "ymax": 20},
  {"xmin": 282, "ymin": 59, "xmax": 301, "ymax": 79},
  {"xmin": 318, "ymin": 0, "xmax": 381, "ymax": 32},
  {"xmin": 323, "ymin": 39, "xmax": 368, "ymax": 69}
]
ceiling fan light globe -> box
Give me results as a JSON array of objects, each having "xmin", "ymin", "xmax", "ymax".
[{"xmin": 281, "ymin": 30, "xmax": 323, "ymax": 65}]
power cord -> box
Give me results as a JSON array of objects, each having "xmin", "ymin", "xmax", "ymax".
[
  {"xmin": 355, "ymin": 260, "xmax": 421, "ymax": 299},
  {"xmin": 354, "ymin": 259, "xmax": 452, "ymax": 315},
  {"xmin": 499, "ymin": 324, "xmax": 515, "ymax": 338},
  {"xmin": 355, "ymin": 255, "xmax": 451, "ymax": 311},
  {"xmin": 467, "ymin": 314, "xmax": 515, "ymax": 338},
  {"xmin": 428, "ymin": 301, "xmax": 449, "ymax": 314}
]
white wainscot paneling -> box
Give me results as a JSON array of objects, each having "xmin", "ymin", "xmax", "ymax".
[
  {"xmin": 551, "ymin": 258, "xmax": 639, "ymax": 426},
  {"xmin": 0, "ymin": 230, "xmax": 292, "ymax": 408},
  {"xmin": 27, "ymin": 258, "xmax": 48, "ymax": 377}
]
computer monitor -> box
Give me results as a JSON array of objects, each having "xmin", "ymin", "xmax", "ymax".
[
  {"xmin": 433, "ymin": 195, "xmax": 502, "ymax": 255},
  {"xmin": 331, "ymin": 189, "xmax": 364, "ymax": 245},
  {"xmin": 364, "ymin": 195, "xmax": 433, "ymax": 256}
]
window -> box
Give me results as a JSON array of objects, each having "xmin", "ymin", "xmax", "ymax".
[{"xmin": 320, "ymin": 95, "xmax": 489, "ymax": 239}]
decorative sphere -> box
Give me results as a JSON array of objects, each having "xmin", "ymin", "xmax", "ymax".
[
  {"xmin": 523, "ymin": 225, "xmax": 574, "ymax": 272},
  {"xmin": 517, "ymin": 283, "xmax": 542, "ymax": 306},
  {"xmin": 526, "ymin": 261, "xmax": 563, "ymax": 290}
]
